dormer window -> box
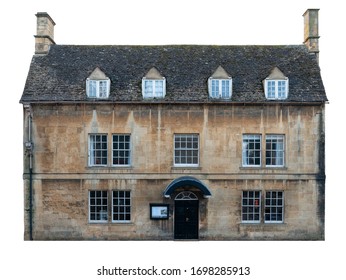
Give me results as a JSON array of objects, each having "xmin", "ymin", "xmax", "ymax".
[
  {"xmin": 208, "ymin": 66, "xmax": 232, "ymax": 99},
  {"xmin": 142, "ymin": 79, "xmax": 165, "ymax": 98},
  {"xmin": 86, "ymin": 67, "xmax": 110, "ymax": 98},
  {"xmin": 142, "ymin": 67, "xmax": 166, "ymax": 99},
  {"xmin": 264, "ymin": 67, "xmax": 289, "ymax": 100},
  {"xmin": 209, "ymin": 79, "xmax": 232, "ymax": 99},
  {"xmin": 87, "ymin": 80, "xmax": 110, "ymax": 98}
]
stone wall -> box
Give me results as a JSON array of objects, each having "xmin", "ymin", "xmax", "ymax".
[
  {"xmin": 28, "ymin": 103, "xmax": 322, "ymax": 175},
  {"xmin": 23, "ymin": 103, "xmax": 325, "ymax": 240}
]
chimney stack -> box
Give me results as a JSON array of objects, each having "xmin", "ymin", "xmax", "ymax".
[
  {"xmin": 303, "ymin": 9, "xmax": 320, "ymax": 62},
  {"xmin": 34, "ymin": 12, "xmax": 55, "ymax": 55}
]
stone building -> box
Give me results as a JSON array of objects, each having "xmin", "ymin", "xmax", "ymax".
[{"xmin": 20, "ymin": 10, "xmax": 327, "ymax": 240}]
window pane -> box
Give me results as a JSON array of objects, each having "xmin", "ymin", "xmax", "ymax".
[
  {"xmin": 99, "ymin": 81, "xmax": 108, "ymax": 98},
  {"xmin": 88, "ymin": 80, "xmax": 97, "ymax": 97},
  {"xmin": 155, "ymin": 80, "xmax": 164, "ymax": 97},
  {"xmin": 211, "ymin": 80, "xmax": 219, "ymax": 98},
  {"xmin": 221, "ymin": 80, "xmax": 230, "ymax": 98},
  {"xmin": 278, "ymin": 80, "xmax": 286, "ymax": 99},
  {"xmin": 144, "ymin": 80, "xmax": 153, "ymax": 97},
  {"xmin": 175, "ymin": 156, "xmax": 180, "ymax": 164},
  {"xmin": 267, "ymin": 80, "xmax": 276, "ymax": 99}
]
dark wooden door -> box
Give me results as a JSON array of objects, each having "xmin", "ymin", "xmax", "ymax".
[{"xmin": 174, "ymin": 200, "xmax": 199, "ymax": 239}]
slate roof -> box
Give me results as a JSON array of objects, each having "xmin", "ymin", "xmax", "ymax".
[{"xmin": 20, "ymin": 44, "xmax": 327, "ymax": 104}]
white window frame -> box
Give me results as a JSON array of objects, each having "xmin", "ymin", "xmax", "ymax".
[
  {"xmin": 174, "ymin": 134, "xmax": 199, "ymax": 167},
  {"xmin": 242, "ymin": 190, "xmax": 261, "ymax": 223},
  {"xmin": 88, "ymin": 134, "xmax": 108, "ymax": 166},
  {"xmin": 264, "ymin": 191, "xmax": 284, "ymax": 223},
  {"xmin": 242, "ymin": 134, "xmax": 261, "ymax": 167},
  {"xmin": 142, "ymin": 78, "xmax": 166, "ymax": 98},
  {"xmin": 265, "ymin": 135, "xmax": 285, "ymax": 167},
  {"xmin": 89, "ymin": 190, "xmax": 108, "ymax": 223},
  {"xmin": 112, "ymin": 134, "xmax": 131, "ymax": 166},
  {"xmin": 86, "ymin": 79, "xmax": 110, "ymax": 98},
  {"xmin": 265, "ymin": 79, "xmax": 288, "ymax": 100},
  {"xmin": 208, "ymin": 78, "xmax": 232, "ymax": 99},
  {"xmin": 112, "ymin": 190, "xmax": 131, "ymax": 223}
]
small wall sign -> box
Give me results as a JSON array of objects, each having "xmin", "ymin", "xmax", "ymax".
[{"xmin": 150, "ymin": 204, "xmax": 169, "ymax": 220}]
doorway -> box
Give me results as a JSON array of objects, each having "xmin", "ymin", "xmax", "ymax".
[{"xmin": 174, "ymin": 191, "xmax": 199, "ymax": 240}]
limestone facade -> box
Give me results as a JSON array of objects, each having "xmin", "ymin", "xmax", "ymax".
[{"xmin": 23, "ymin": 103, "xmax": 325, "ymax": 240}]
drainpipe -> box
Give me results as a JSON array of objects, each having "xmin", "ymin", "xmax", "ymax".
[
  {"xmin": 29, "ymin": 158, "xmax": 33, "ymax": 240},
  {"xmin": 25, "ymin": 108, "xmax": 34, "ymax": 240},
  {"xmin": 29, "ymin": 115, "xmax": 33, "ymax": 241}
]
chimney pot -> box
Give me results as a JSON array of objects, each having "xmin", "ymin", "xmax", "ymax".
[{"xmin": 35, "ymin": 12, "xmax": 56, "ymax": 55}]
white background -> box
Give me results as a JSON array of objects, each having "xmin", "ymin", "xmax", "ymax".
[{"xmin": 0, "ymin": 0, "xmax": 344, "ymax": 279}]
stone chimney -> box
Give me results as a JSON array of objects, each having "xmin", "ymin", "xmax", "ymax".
[
  {"xmin": 34, "ymin": 12, "xmax": 55, "ymax": 55},
  {"xmin": 303, "ymin": 9, "xmax": 320, "ymax": 62}
]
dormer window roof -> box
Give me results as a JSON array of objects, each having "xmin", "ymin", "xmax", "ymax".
[
  {"xmin": 208, "ymin": 66, "xmax": 232, "ymax": 99},
  {"xmin": 264, "ymin": 67, "xmax": 289, "ymax": 100},
  {"xmin": 86, "ymin": 67, "xmax": 110, "ymax": 99},
  {"xmin": 142, "ymin": 67, "xmax": 166, "ymax": 99}
]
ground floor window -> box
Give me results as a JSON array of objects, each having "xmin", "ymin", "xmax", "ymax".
[
  {"xmin": 112, "ymin": 190, "xmax": 131, "ymax": 222},
  {"xmin": 242, "ymin": 190, "xmax": 284, "ymax": 223},
  {"xmin": 264, "ymin": 191, "xmax": 284, "ymax": 223},
  {"xmin": 242, "ymin": 191, "xmax": 261, "ymax": 223},
  {"xmin": 89, "ymin": 190, "xmax": 108, "ymax": 222},
  {"xmin": 88, "ymin": 190, "xmax": 131, "ymax": 223}
]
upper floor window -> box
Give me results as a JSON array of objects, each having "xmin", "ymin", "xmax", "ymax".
[
  {"xmin": 208, "ymin": 66, "xmax": 232, "ymax": 99},
  {"xmin": 242, "ymin": 134, "xmax": 261, "ymax": 167},
  {"xmin": 112, "ymin": 134, "xmax": 131, "ymax": 166},
  {"xmin": 89, "ymin": 134, "xmax": 108, "ymax": 166},
  {"xmin": 174, "ymin": 134, "xmax": 199, "ymax": 167},
  {"xmin": 265, "ymin": 135, "xmax": 285, "ymax": 167},
  {"xmin": 264, "ymin": 67, "xmax": 288, "ymax": 100},
  {"xmin": 265, "ymin": 80, "xmax": 288, "ymax": 99},
  {"xmin": 209, "ymin": 79, "xmax": 232, "ymax": 99},
  {"xmin": 86, "ymin": 67, "xmax": 110, "ymax": 98},
  {"xmin": 142, "ymin": 67, "xmax": 166, "ymax": 99},
  {"xmin": 142, "ymin": 79, "xmax": 166, "ymax": 98},
  {"xmin": 87, "ymin": 79, "xmax": 110, "ymax": 98},
  {"xmin": 242, "ymin": 134, "xmax": 286, "ymax": 168}
]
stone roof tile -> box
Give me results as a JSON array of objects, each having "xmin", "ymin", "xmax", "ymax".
[{"xmin": 20, "ymin": 44, "xmax": 327, "ymax": 103}]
